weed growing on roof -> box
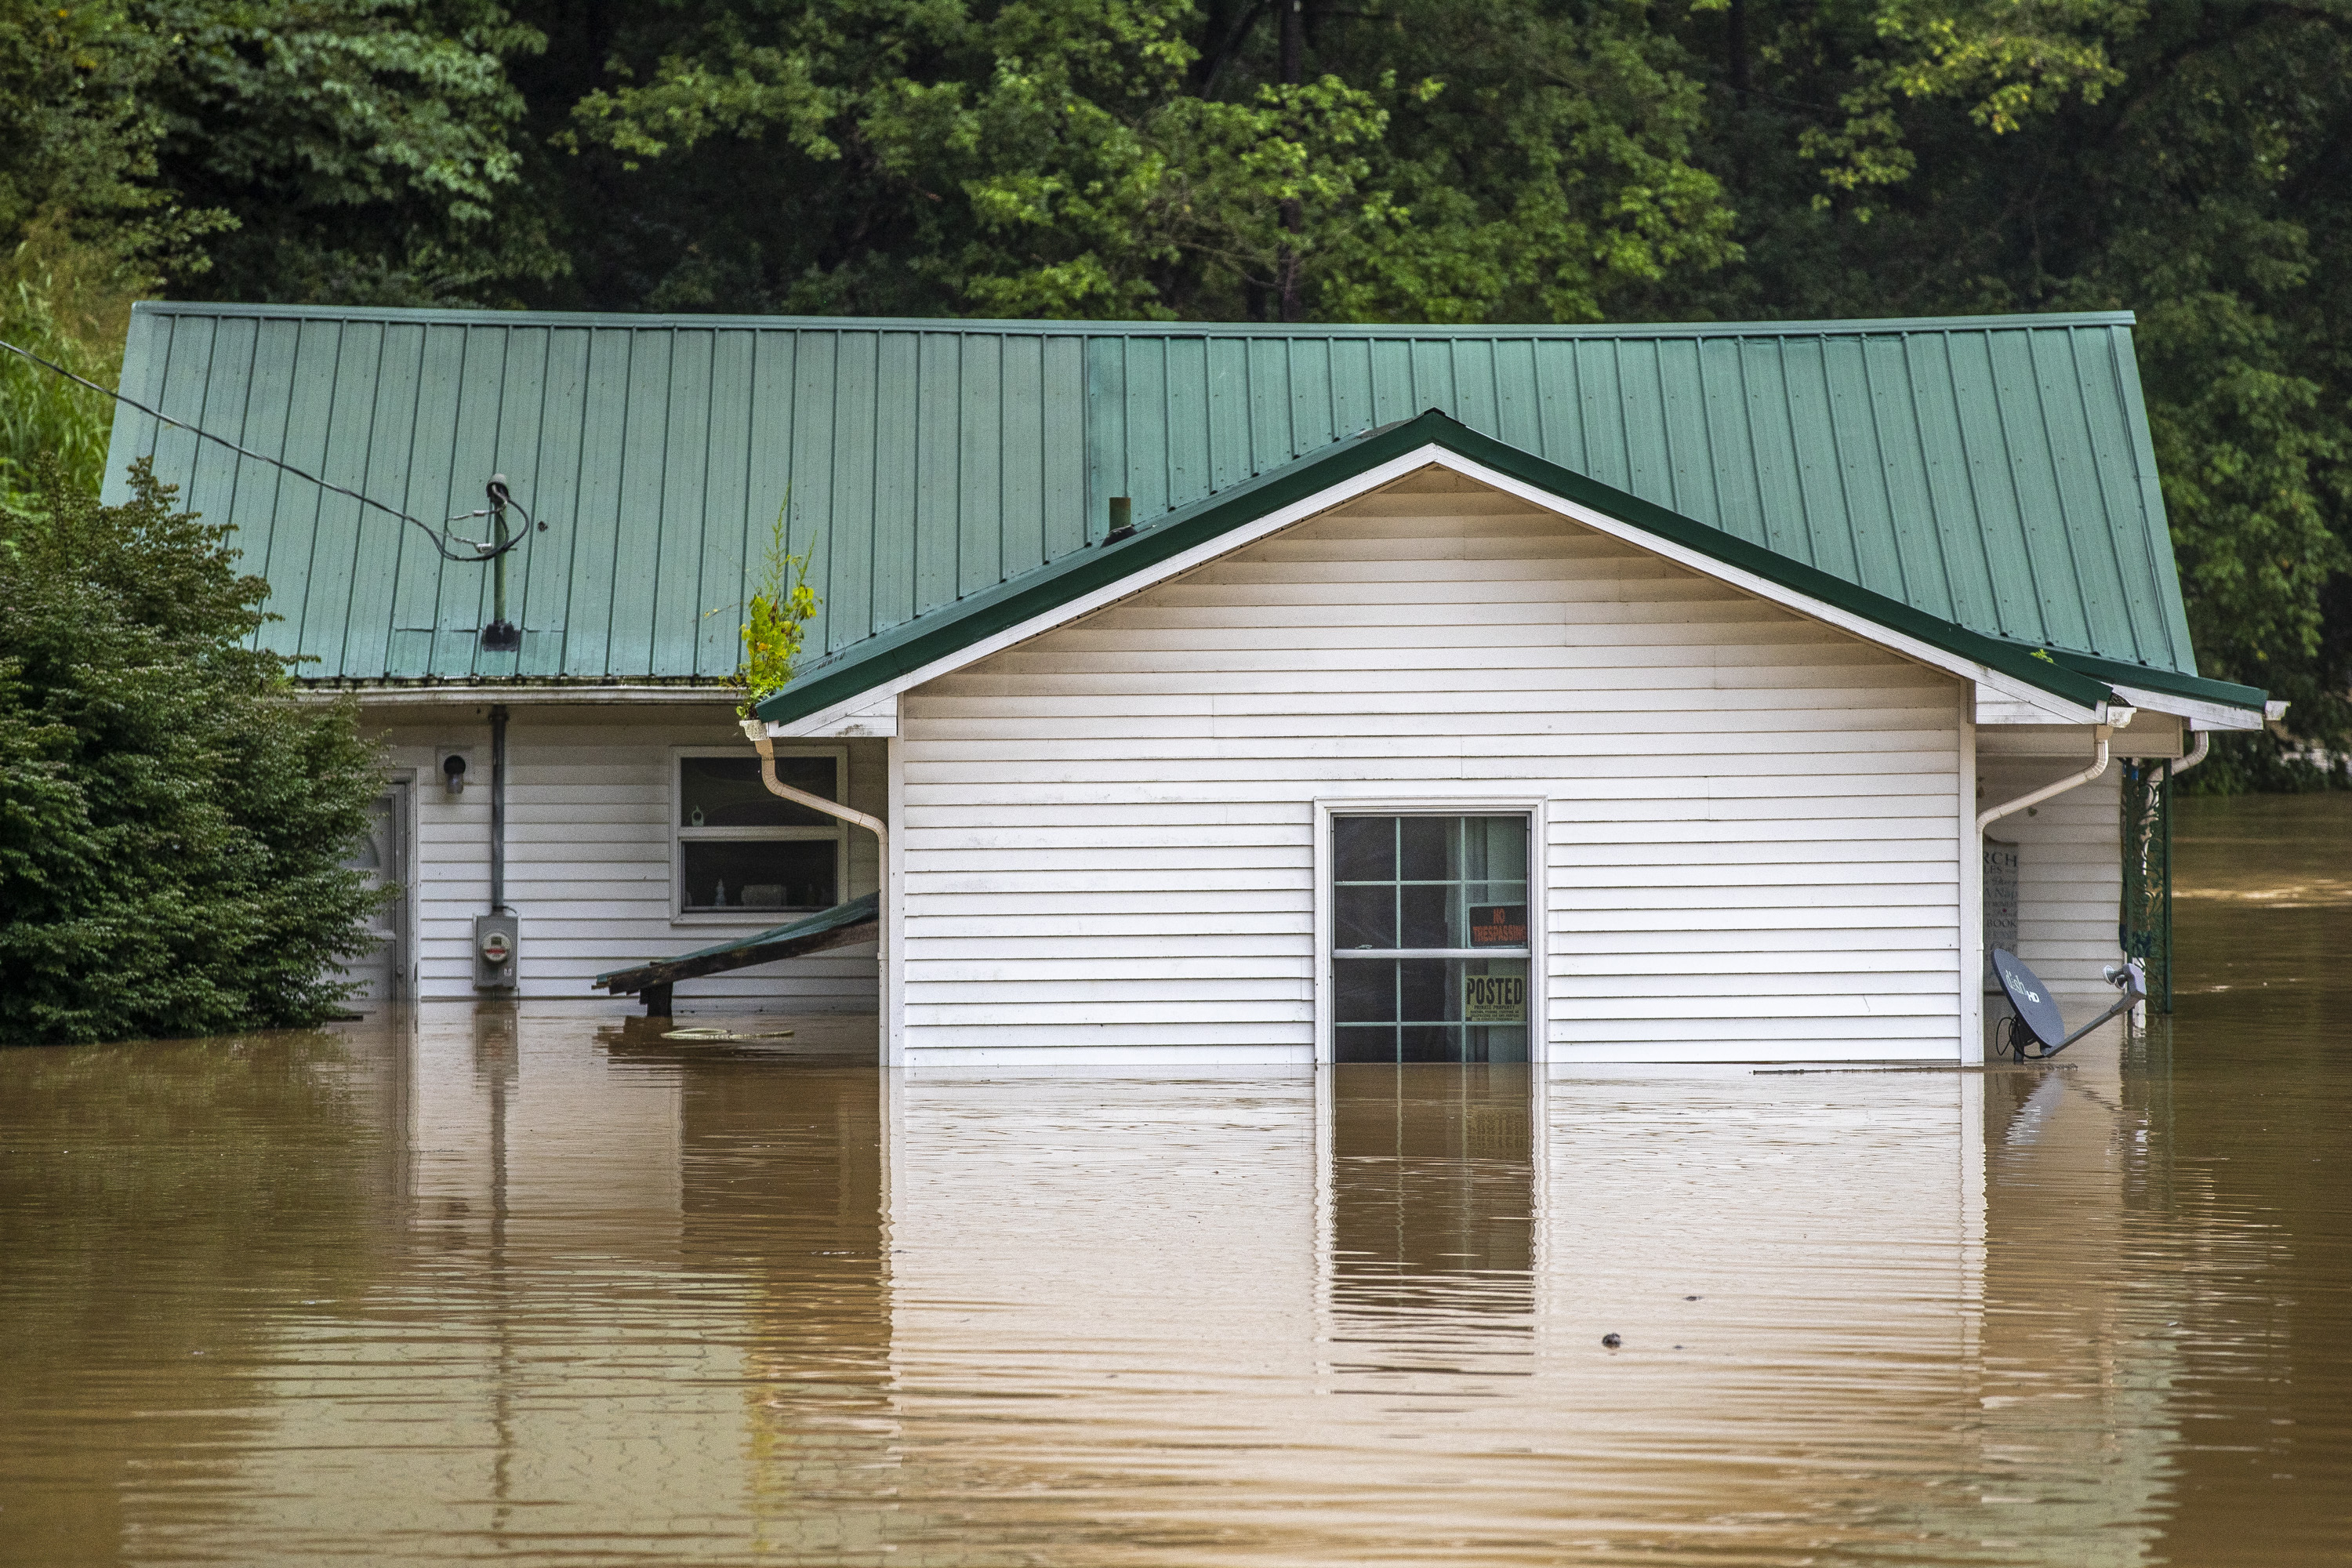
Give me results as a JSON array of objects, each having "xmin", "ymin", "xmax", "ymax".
[{"xmin": 735, "ymin": 503, "xmax": 820, "ymax": 720}]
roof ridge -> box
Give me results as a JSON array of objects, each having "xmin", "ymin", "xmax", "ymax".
[{"xmin": 129, "ymin": 299, "xmax": 2137, "ymax": 338}]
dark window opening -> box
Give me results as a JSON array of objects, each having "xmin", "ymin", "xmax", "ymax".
[{"xmin": 1334, "ymin": 814, "xmax": 1530, "ymax": 1065}]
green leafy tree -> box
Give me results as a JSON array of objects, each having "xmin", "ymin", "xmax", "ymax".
[
  {"xmin": 0, "ymin": 0, "xmax": 225, "ymax": 276},
  {"xmin": 0, "ymin": 460, "xmax": 388, "ymax": 1044},
  {"xmin": 1659, "ymin": 0, "xmax": 2352, "ymax": 782},
  {"xmin": 521, "ymin": 0, "xmax": 1737, "ymax": 321},
  {"xmin": 140, "ymin": 0, "xmax": 567, "ymax": 304}
]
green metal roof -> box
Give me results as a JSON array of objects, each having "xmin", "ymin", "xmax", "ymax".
[
  {"xmin": 103, "ymin": 302, "xmax": 2202, "ymax": 686},
  {"xmin": 760, "ymin": 409, "xmax": 2120, "ymax": 723}
]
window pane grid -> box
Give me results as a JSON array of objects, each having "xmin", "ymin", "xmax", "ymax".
[
  {"xmin": 677, "ymin": 751, "xmax": 845, "ymax": 916},
  {"xmin": 1331, "ymin": 814, "xmax": 1530, "ymax": 1065}
]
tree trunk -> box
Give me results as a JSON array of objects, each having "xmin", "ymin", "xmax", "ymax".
[{"xmin": 1277, "ymin": 0, "xmax": 1305, "ymax": 323}]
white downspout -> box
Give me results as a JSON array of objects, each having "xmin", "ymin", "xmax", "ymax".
[
  {"xmin": 2169, "ymin": 728, "xmax": 2211, "ymax": 778},
  {"xmin": 1975, "ymin": 712, "xmax": 2133, "ymax": 834},
  {"xmin": 740, "ymin": 717, "xmax": 888, "ymax": 971}
]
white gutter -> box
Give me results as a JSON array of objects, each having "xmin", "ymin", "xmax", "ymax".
[
  {"xmin": 296, "ymin": 683, "xmax": 739, "ymax": 706},
  {"xmin": 1977, "ymin": 711, "xmax": 2134, "ymax": 833},
  {"xmin": 739, "ymin": 717, "xmax": 888, "ymax": 968},
  {"xmin": 2107, "ymin": 683, "xmax": 2266, "ymax": 733}
]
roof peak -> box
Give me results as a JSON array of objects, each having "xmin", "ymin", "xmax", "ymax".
[{"xmin": 761, "ymin": 409, "xmax": 2123, "ymax": 724}]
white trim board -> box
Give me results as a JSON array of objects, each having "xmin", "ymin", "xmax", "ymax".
[{"xmin": 2109, "ymin": 683, "xmax": 2265, "ymax": 732}]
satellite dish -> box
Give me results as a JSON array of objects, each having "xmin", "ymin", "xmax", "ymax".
[
  {"xmin": 1992, "ymin": 947, "xmax": 2145, "ymax": 1060},
  {"xmin": 1991, "ymin": 948, "xmax": 2067, "ymax": 1053}
]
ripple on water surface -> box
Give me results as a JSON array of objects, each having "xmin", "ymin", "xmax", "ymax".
[{"xmin": 1, "ymin": 797, "xmax": 2347, "ymax": 1566}]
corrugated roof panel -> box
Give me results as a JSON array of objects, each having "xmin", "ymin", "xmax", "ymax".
[
  {"xmin": 867, "ymin": 332, "xmax": 918, "ymax": 637},
  {"xmin": 101, "ymin": 303, "xmax": 2203, "ymax": 684},
  {"xmin": 692, "ymin": 328, "xmax": 752, "ymax": 679}
]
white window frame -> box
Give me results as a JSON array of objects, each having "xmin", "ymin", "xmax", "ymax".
[
  {"xmin": 1312, "ymin": 797, "xmax": 1550, "ymax": 1066},
  {"xmin": 670, "ymin": 745, "xmax": 848, "ymax": 926}
]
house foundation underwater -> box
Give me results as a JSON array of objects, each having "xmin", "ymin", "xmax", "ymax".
[{"xmin": 105, "ymin": 306, "xmax": 2271, "ymax": 1065}]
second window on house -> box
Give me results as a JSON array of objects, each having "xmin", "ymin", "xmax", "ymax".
[
  {"xmin": 1333, "ymin": 813, "xmax": 1530, "ymax": 1064},
  {"xmin": 675, "ymin": 751, "xmax": 844, "ymax": 917}
]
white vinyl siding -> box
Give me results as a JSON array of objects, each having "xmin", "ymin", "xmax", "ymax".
[
  {"xmin": 1977, "ymin": 728, "xmax": 2123, "ymax": 996},
  {"xmin": 895, "ymin": 466, "xmax": 1969, "ymax": 1065},
  {"xmin": 368, "ymin": 705, "xmax": 884, "ymax": 1007}
]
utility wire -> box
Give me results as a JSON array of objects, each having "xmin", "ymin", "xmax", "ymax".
[{"xmin": 2, "ymin": 335, "xmax": 537, "ymax": 563}]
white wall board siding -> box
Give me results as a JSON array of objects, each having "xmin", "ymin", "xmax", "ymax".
[
  {"xmin": 368, "ymin": 702, "xmax": 884, "ymax": 1008},
  {"xmin": 895, "ymin": 466, "xmax": 1970, "ymax": 1065},
  {"xmin": 1977, "ymin": 727, "xmax": 2124, "ymax": 995}
]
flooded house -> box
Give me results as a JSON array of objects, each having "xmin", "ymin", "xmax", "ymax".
[{"xmin": 103, "ymin": 304, "xmax": 2271, "ymax": 1065}]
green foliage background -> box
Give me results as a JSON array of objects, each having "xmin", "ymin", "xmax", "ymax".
[
  {"xmin": 0, "ymin": 460, "xmax": 388, "ymax": 1044},
  {"xmin": 1, "ymin": 0, "xmax": 2346, "ymax": 785}
]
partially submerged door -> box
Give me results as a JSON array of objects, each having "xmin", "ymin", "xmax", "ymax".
[{"xmin": 339, "ymin": 784, "xmax": 408, "ymax": 1006}]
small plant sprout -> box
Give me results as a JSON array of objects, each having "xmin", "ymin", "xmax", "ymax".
[{"xmin": 733, "ymin": 503, "xmax": 819, "ymax": 720}]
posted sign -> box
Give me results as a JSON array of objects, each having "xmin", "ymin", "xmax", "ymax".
[{"xmin": 1463, "ymin": 973, "xmax": 1526, "ymax": 1024}]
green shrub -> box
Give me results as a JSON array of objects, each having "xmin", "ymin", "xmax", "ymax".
[{"xmin": 0, "ymin": 459, "xmax": 387, "ymax": 1044}]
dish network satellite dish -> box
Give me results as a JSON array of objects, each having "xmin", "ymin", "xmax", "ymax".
[{"xmin": 1991, "ymin": 949, "xmax": 2146, "ymax": 1060}]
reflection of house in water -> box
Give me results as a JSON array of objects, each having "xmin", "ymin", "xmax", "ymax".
[
  {"xmin": 212, "ymin": 1016, "xmax": 901, "ymax": 1559},
  {"xmin": 64, "ymin": 1017, "xmax": 2234, "ymax": 1563},
  {"xmin": 871, "ymin": 1066, "xmax": 1996, "ymax": 1555},
  {"xmin": 662, "ymin": 1033, "xmax": 893, "ymax": 1551},
  {"xmin": 1328, "ymin": 1067, "xmax": 1536, "ymax": 1396},
  {"xmin": 0, "ymin": 1029, "xmax": 408, "ymax": 1564},
  {"xmin": 1969, "ymin": 1029, "xmax": 2180, "ymax": 1561}
]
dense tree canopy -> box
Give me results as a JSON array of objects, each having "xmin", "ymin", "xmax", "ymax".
[{"xmin": 2, "ymin": 0, "xmax": 2346, "ymax": 781}]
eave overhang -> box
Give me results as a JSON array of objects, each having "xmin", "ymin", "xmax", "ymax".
[
  {"xmin": 2040, "ymin": 651, "xmax": 2270, "ymax": 731},
  {"xmin": 757, "ymin": 409, "xmax": 2122, "ymax": 728}
]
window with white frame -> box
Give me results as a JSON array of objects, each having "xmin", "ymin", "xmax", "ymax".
[
  {"xmin": 1332, "ymin": 813, "xmax": 1530, "ymax": 1063},
  {"xmin": 673, "ymin": 750, "xmax": 844, "ymax": 918}
]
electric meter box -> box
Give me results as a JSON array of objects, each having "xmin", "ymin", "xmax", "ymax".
[{"xmin": 473, "ymin": 912, "xmax": 519, "ymax": 989}]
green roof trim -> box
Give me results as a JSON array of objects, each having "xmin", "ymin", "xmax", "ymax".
[
  {"xmin": 759, "ymin": 409, "xmax": 2117, "ymax": 722},
  {"xmin": 2042, "ymin": 650, "xmax": 2266, "ymax": 713}
]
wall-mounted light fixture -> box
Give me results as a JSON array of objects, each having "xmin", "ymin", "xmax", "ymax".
[{"xmin": 442, "ymin": 753, "xmax": 469, "ymax": 797}]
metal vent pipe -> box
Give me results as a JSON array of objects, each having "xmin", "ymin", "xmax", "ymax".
[{"xmin": 490, "ymin": 703, "xmax": 509, "ymax": 913}]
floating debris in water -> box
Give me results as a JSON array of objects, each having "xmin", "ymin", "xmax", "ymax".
[{"xmin": 660, "ymin": 1026, "xmax": 797, "ymax": 1042}]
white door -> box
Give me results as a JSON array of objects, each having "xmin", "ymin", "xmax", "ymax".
[{"xmin": 339, "ymin": 785, "xmax": 407, "ymax": 1005}]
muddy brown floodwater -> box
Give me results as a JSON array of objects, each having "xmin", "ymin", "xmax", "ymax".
[{"xmin": 2, "ymin": 797, "xmax": 2347, "ymax": 1566}]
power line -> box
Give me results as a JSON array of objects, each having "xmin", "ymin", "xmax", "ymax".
[{"xmin": 1, "ymin": 335, "xmax": 539, "ymax": 563}]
